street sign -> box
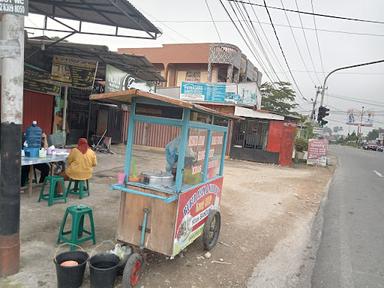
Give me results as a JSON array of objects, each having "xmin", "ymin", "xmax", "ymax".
[
  {"xmin": 0, "ymin": 0, "xmax": 29, "ymax": 15},
  {"xmin": 307, "ymin": 139, "xmax": 328, "ymax": 167}
]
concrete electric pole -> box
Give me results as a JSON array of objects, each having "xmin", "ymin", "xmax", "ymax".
[{"xmin": 0, "ymin": 14, "xmax": 24, "ymax": 277}]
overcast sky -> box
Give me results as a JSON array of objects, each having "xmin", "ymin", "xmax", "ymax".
[{"xmin": 26, "ymin": 0, "xmax": 384, "ymax": 135}]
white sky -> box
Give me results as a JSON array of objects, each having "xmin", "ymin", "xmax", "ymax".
[{"xmin": 25, "ymin": 0, "xmax": 384, "ymax": 135}]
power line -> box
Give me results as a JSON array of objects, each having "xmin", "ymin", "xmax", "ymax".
[
  {"xmin": 204, "ymin": 0, "xmax": 222, "ymax": 42},
  {"xmin": 279, "ymin": 0, "xmax": 318, "ymax": 86},
  {"xmin": 151, "ymin": 20, "xmax": 384, "ymax": 38},
  {"xmin": 245, "ymin": 0, "xmax": 291, "ymax": 82},
  {"xmin": 263, "ymin": 0, "xmax": 308, "ymax": 101},
  {"xmin": 229, "ymin": 0, "xmax": 384, "ymax": 25},
  {"xmin": 218, "ymin": 0, "xmax": 277, "ymax": 83},
  {"xmin": 233, "ymin": 1, "xmax": 282, "ymax": 82},
  {"xmin": 294, "ymin": 0, "xmax": 321, "ymax": 84},
  {"xmin": 310, "ymin": 0, "xmax": 325, "ymax": 77},
  {"xmin": 326, "ymin": 93, "xmax": 384, "ymax": 107}
]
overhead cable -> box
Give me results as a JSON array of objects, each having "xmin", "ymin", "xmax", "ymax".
[
  {"xmin": 263, "ymin": 0, "xmax": 308, "ymax": 102},
  {"xmin": 280, "ymin": 0, "xmax": 318, "ymax": 86},
  {"xmin": 229, "ymin": 0, "xmax": 384, "ymax": 25},
  {"xmin": 205, "ymin": 0, "xmax": 222, "ymax": 42},
  {"xmin": 218, "ymin": 0, "xmax": 277, "ymax": 83},
  {"xmin": 310, "ymin": 0, "xmax": 325, "ymax": 77}
]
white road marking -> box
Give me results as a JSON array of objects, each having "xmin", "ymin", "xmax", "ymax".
[{"xmin": 373, "ymin": 170, "xmax": 383, "ymax": 178}]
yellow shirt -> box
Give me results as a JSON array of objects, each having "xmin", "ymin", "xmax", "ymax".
[{"xmin": 66, "ymin": 148, "xmax": 97, "ymax": 180}]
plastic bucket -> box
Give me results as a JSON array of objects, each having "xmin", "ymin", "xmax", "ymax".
[
  {"xmin": 89, "ymin": 253, "xmax": 120, "ymax": 288},
  {"xmin": 54, "ymin": 250, "xmax": 89, "ymax": 288}
]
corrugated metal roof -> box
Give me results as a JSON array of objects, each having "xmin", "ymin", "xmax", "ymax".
[
  {"xmin": 26, "ymin": 39, "xmax": 164, "ymax": 82},
  {"xmin": 234, "ymin": 106, "xmax": 284, "ymax": 121},
  {"xmin": 29, "ymin": 0, "xmax": 161, "ymax": 34}
]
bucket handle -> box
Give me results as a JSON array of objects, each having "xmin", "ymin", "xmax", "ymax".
[
  {"xmin": 53, "ymin": 243, "xmax": 86, "ymax": 262},
  {"xmin": 89, "ymin": 240, "xmax": 115, "ymax": 258}
]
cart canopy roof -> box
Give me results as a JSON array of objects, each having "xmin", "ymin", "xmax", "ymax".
[{"xmin": 90, "ymin": 89, "xmax": 240, "ymax": 119}]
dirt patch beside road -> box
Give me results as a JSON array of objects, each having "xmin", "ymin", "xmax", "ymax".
[{"xmin": 0, "ymin": 147, "xmax": 334, "ymax": 288}]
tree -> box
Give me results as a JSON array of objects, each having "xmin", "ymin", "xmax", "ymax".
[
  {"xmin": 260, "ymin": 81, "xmax": 298, "ymax": 115},
  {"xmin": 366, "ymin": 128, "xmax": 383, "ymax": 141}
]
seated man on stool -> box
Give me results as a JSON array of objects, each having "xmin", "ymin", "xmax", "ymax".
[
  {"xmin": 21, "ymin": 133, "xmax": 49, "ymax": 187},
  {"xmin": 57, "ymin": 138, "xmax": 97, "ymax": 194}
]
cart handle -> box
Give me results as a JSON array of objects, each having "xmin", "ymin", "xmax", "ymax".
[{"xmin": 112, "ymin": 184, "xmax": 178, "ymax": 203}]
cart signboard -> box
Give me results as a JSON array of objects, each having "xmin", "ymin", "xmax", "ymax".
[
  {"xmin": 307, "ymin": 139, "xmax": 328, "ymax": 166},
  {"xmin": 0, "ymin": 0, "xmax": 28, "ymax": 15},
  {"xmin": 173, "ymin": 177, "xmax": 223, "ymax": 256}
]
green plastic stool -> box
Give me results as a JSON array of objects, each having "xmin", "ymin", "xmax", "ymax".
[
  {"xmin": 67, "ymin": 179, "xmax": 90, "ymax": 199},
  {"xmin": 38, "ymin": 176, "xmax": 67, "ymax": 206},
  {"xmin": 57, "ymin": 204, "xmax": 96, "ymax": 250}
]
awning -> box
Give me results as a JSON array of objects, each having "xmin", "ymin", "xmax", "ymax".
[
  {"xmin": 90, "ymin": 89, "xmax": 240, "ymax": 120},
  {"xmin": 26, "ymin": 39, "xmax": 165, "ymax": 82},
  {"xmin": 234, "ymin": 106, "xmax": 284, "ymax": 121},
  {"xmin": 28, "ymin": 0, "xmax": 161, "ymax": 39}
]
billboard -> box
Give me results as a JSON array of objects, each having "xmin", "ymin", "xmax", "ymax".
[
  {"xmin": 180, "ymin": 81, "xmax": 261, "ymax": 107},
  {"xmin": 346, "ymin": 109, "xmax": 374, "ymax": 127}
]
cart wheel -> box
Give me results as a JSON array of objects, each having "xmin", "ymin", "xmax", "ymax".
[
  {"xmin": 122, "ymin": 253, "xmax": 143, "ymax": 288},
  {"xmin": 203, "ymin": 210, "xmax": 221, "ymax": 251}
]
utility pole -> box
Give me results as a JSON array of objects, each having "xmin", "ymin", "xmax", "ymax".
[
  {"xmin": 310, "ymin": 86, "xmax": 321, "ymax": 121},
  {"xmin": 0, "ymin": 14, "xmax": 24, "ymax": 277},
  {"xmin": 357, "ymin": 106, "xmax": 364, "ymax": 144},
  {"xmin": 320, "ymin": 59, "xmax": 384, "ymax": 107}
]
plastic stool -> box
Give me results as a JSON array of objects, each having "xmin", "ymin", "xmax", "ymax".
[
  {"xmin": 38, "ymin": 176, "xmax": 67, "ymax": 206},
  {"xmin": 67, "ymin": 179, "xmax": 90, "ymax": 199},
  {"xmin": 57, "ymin": 204, "xmax": 96, "ymax": 250}
]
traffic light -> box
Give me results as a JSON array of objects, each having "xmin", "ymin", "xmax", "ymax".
[{"xmin": 317, "ymin": 106, "xmax": 330, "ymax": 126}]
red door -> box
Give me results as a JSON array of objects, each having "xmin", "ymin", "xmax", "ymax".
[
  {"xmin": 279, "ymin": 124, "xmax": 296, "ymax": 166},
  {"xmin": 23, "ymin": 90, "xmax": 54, "ymax": 134}
]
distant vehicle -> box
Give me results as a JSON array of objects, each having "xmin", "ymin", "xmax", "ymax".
[
  {"xmin": 378, "ymin": 146, "xmax": 384, "ymax": 152},
  {"xmin": 363, "ymin": 143, "xmax": 378, "ymax": 151}
]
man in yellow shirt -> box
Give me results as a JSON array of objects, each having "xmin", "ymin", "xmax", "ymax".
[{"xmin": 57, "ymin": 138, "xmax": 97, "ymax": 194}]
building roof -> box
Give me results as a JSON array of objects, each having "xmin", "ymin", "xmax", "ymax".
[
  {"xmin": 90, "ymin": 89, "xmax": 240, "ymax": 119},
  {"xmin": 118, "ymin": 43, "xmax": 212, "ymax": 64},
  {"xmin": 29, "ymin": 0, "xmax": 161, "ymax": 35},
  {"xmin": 234, "ymin": 106, "xmax": 284, "ymax": 121},
  {"xmin": 26, "ymin": 39, "xmax": 165, "ymax": 82}
]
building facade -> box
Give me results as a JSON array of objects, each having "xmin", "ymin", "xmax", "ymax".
[{"xmin": 119, "ymin": 43, "xmax": 262, "ymax": 87}]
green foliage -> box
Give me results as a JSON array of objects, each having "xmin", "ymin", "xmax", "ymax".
[
  {"xmin": 261, "ymin": 81, "xmax": 298, "ymax": 115},
  {"xmin": 366, "ymin": 128, "xmax": 383, "ymax": 141},
  {"xmin": 295, "ymin": 138, "xmax": 308, "ymax": 152}
]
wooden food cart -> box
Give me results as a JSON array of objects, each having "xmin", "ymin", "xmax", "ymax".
[{"xmin": 90, "ymin": 89, "xmax": 232, "ymax": 287}]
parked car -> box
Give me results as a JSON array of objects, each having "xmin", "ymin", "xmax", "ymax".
[{"xmin": 363, "ymin": 143, "xmax": 378, "ymax": 151}]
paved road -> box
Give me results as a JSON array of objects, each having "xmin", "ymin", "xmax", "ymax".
[{"xmin": 312, "ymin": 145, "xmax": 384, "ymax": 288}]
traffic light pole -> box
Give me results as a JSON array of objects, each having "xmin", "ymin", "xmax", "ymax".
[
  {"xmin": 320, "ymin": 59, "xmax": 384, "ymax": 107},
  {"xmin": 310, "ymin": 86, "xmax": 321, "ymax": 121}
]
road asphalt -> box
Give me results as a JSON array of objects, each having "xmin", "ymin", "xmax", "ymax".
[{"xmin": 312, "ymin": 145, "xmax": 384, "ymax": 288}]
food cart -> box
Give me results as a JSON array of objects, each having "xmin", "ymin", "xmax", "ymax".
[{"xmin": 90, "ymin": 89, "xmax": 232, "ymax": 287}]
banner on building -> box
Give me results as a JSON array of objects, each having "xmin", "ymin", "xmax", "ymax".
[
  {"xmin": 105, "ymin": 64, "xmax": 152, "ymax": 93},
  {"xmin": 180, "ymin": 81, "xmax": 260, "ymax": 107},
  {"xmin": 0, "ymin": 0, "xmax": 28, "ymax": 15},
  {"xmin": 307, "ymin": 139, "xmax": 328, "ymax": 167},
  {"xmin": 346, "ymin": 109, "xmax": 374, "ymax": 127},
  {"xmin": 24, "ymin": 64, "xmax": 61, "ymax": 96},
  {"xmin": 51, "ymin": 55, "xmax": 98, "ymax": 89}
]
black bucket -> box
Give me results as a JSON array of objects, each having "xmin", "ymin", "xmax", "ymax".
[
  {"xmin": 54, "ymin": 250, "xmax": 89, "ymax": 288},
  {"xmin": 89, "ymin": 253, "xmax": 120, "ymax": 288}
]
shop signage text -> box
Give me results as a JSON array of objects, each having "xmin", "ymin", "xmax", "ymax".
[{"xmin": 0, "ymin": 0, "xmax": 28, "ymax": 15}]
